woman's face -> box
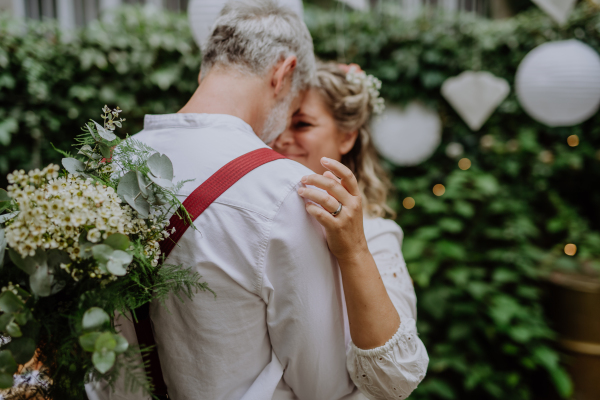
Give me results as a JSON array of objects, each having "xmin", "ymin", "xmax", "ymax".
[{"xmin": 271, "ymin": 88, "xmax": 358, "ymax": 174}]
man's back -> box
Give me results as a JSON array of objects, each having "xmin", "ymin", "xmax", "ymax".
[{"xmin": 117, "ymin": 113, "xmax": 353, "ymax": 400}]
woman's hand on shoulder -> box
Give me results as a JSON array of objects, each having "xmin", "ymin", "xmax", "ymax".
[{"xmin": 297, "ymin": 157, "xmax": 369, "ymax": 263}]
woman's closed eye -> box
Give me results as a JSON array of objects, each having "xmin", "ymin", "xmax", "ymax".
[{"xmin": 294, "ymin": 121, "xmax": 313, "ymax": 129}]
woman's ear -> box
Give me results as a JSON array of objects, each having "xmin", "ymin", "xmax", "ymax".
[{"xmin": 339, "ymin": 130, "xmax": 359, "ymax": 156}]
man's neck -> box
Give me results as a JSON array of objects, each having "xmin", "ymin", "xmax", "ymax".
[{"xmin": 178, "ymin": 69, "xmax": 269, "ymax": 136}]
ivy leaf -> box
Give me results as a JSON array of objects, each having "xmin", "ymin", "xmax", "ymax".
[
  {"xmin": 5, "ymin": 338, "xmax": 35, "ymax": 365},
  {"xmin": 6, "ymin": 321, "xmax": 22, "ymax": 337},
  {"xmin": 62, "ymin": 158, "xmax": 86, "ymax": 176},
  {"xmin": 94, "ymin": 121, "xmax": 117, "ymax": 142},
  {"xmin": 0, "ymin": 291, "xmax": 24, "ymax": 314},
  {"xmin": 113, "ymin": 334, "xmax": 129, "ymax": 354},
  {"xmin": 92, "ymin": 350, "xmax": 116, "ymax": 374},
  {"xmin": 103, "ymin": 233, "xmax": 130, "ymax": 251},
  {"xmin": 79, "ymin": 332, "xmax": 101, "ymax": 352},
  {"xmin": 82, "ymin": 307, "xmax": 110, "ymax": 331}
]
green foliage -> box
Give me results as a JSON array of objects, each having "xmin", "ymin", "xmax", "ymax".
[{"xmin": 1, "ymin": 3, "xmax": 599, "ymax": 399}]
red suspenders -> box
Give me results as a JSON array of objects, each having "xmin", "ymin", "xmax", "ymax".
[{"xmin": 132, "ymin": 148, "xmax": 286, "ymax": 399}]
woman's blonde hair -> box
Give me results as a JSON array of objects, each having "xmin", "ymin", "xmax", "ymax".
[{"xmin": 314, "ymin": 62, "xmax": 395, "ymax": 218}]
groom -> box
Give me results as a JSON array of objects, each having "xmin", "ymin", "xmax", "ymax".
[{"xmin": 91, "ymin": 1, "xmax": 355, "ymax": 399}]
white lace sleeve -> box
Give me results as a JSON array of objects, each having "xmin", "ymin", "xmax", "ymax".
[
  {"xmin": 345, "ymin": 218, "xmax": 429, "ymax": 399},
  {"xmin": 346, "ymin": 318, "xmax": 428, "ymax": 400}
]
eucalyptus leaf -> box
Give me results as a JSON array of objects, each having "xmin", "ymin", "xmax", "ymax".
[
  {"xmin": 5, "ymin": 321, "xmax": 21, "ymax": 337},
  {"xmin": 0, "ymin": 291, "xmax": 24, "ymax": 314},
  {"xmin": 14, "ymin": 310, "xmax": 27, "ymax": 326},
  {"xmin": 99, "ymin": 143, "xmax": 113, "ymax": 159},
  {"xmin": 62, "ymin": 158, "xmax": 86, "ymax": 176},
  {"xmin": 0, "ymin": 211, "xmax": 18, "ymax": 225},
  {"xmin": 95, "ymin": 332, "xmax": 116, "ymax": 352},
  {"xmin": 79, "ymin": 332, "xmax": 101, "ymax": 352},
  {"xmin": 92, "ymin": 244, "xmax": 114, "ymax": 264},
  {"xmin": 147, "ymin": 152, "xmax": 174, "ymax": 181},
  {"xmin": 29, "ymin": 262, "xmax": 53, "ymax": 297},
  {"xmin": 94, "ymin": 121, "xmax": 117, "ymax": 142},
  {"xmin": 117, "ymin": 171, "xmax": 140, "ymax": 199},
  {"xmin": 0, "ymin": 313, "xmax": 14, "ymax": 332},
  {"xmin": 8, "ymin": 248, "xmax": 46, "ymax": 276},
  {"xmin": 123, "ymin": 194, "xmax": 150, "ymax": 219},
  {"xmin": 92, "ymin": 350, "xmax": 116, "ymax": 374},
  {"xmin": 136, "ymin": 171, "xmax": 151, "ymax": 198},
  {"xmin": 0, "ymin": 350, "xmax": 17, "ymax": 375},
  {"xmin": 5, "ymin": 338, "xmax": 36, "ymax": 365},
  {"xmin": 103, "ymin": 233, "xmax": 130, "ymax": 251},
  {"xmin": 0, "ymin": 373, "xmax": 12, "ymax": 389},
  {"xmin": 47, "ymin": 249, "xmax": 71, "ymax": 269},
  {"xmin": 113, "ymin": 334, "xmax": 129, "ymax": 354},
  {"xmin": 0, "ymin": 189, "xmax": 9, "ymax": 203},
  {"xmin": 82, "ymin": 307, "xmax": 110, "ymax": 331},
  {"xmin": 106, "ymin": 259, "xmax": 127, "ymax": 276},
  {"xmin": 0, "ymin": 229, "xmax": 6, "ymax": 269},
  {"xmin": 86, "ymin": 123, "xmax": 98, "ymax": 141},
  {"xmin": 147, "ymin": 174, "xmax": 174, "ymax": 189}
]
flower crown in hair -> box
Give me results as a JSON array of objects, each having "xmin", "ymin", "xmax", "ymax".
[{"xmin": 339, "ymin": 64, "xmax": 385, "ymax": 115}]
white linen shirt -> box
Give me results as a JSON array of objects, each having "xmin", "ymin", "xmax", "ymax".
[{"xmin": 88, "ymin": 113, "xmax": 355, "ymax": 400}]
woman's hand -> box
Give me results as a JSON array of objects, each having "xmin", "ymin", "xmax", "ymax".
[{"xmin": 297, "ymin": 157, "xmax": 369, "ymax": 264}]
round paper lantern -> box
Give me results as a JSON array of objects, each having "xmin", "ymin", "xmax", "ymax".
[
  {"xmin": 371, "ymin": 102, "xmax": 442, "ymax": 166},
  {"xmin": 515, "ymin": 40, "xmax": 600, "ymax": 127},
  {"xmin": 188, "ymin": 0, "xmax": 303, "ymax": 49}
]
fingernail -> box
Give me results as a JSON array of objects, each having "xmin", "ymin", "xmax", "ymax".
[
  {"xmin": 301, "ymin": 175, "xmax": 307, "ymax": 183},
  {"xmin": 321, "ymin": 157, "xmax": 329, "ymax": 164},
  {"xmin": 298, "ymin": 187, "xmax": 305, "ymax": 195}
]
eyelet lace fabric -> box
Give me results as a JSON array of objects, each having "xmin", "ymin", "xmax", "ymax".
[{"xmin": 346, "ymin": 318, "xmax": 429, "ymax": 400}]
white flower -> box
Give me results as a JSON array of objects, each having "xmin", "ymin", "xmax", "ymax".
[{"xmin": 87, "ymin": 228, "xmax": 102, "ymax": 243}]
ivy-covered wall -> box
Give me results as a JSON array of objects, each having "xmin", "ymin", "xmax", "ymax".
[{"xmin": 2, "ymin": 4, "xmax": 600, "ymax": 399}]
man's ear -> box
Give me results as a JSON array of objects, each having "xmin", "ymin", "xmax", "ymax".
[
  {"xmin": 272, "ymin": 56, "xmax": 297, "ymax": 96},
  {"xmin": 340, "ymin": 130, "xmax": 359, "ymax": 156}
]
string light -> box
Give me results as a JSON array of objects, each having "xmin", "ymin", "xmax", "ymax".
[
  {"xmin": 567, "ymin": 135, "xmax": 579, "ymax": 147},
  {"xmin": 433, "ymin": 184, "xmax": 445, "ymax": 196},
  {"xmin": 403, "ymin": 197, "xmax": 415, "ymax": 209},
  {"xmin": 458, "ymin": 158, "xmax": 471, "ymax": 170},
  {"xmin": 539, "ymin": 150, "xmax": 554, "ymax": 164},
  {"xmin": 564, "ymin": 243, "xmax": 577, "ymax": 256}
]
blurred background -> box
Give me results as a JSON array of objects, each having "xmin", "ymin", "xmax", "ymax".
[{"xmin": 0, "ymin": 0, "xmax": 599, "ymax": 399}]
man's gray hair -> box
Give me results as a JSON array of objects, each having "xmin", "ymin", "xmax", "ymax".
[{"xmin": 200, "ymin": 0, "xmax": 316, "ymax": 91}]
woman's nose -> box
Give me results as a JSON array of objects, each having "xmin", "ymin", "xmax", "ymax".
[{"xmin": 273, "ymin": 127, "xmax": 295, "ymax": 148}]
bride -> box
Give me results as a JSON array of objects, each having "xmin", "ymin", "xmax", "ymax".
[{"xmin": 271, "ymin": 62, "xmax": 429, "ymax": 399}]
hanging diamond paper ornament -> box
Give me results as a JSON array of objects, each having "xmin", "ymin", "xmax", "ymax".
[
  {"xmin": 516, "ymin": 40, "xmax": 600, "ymax": 127},
  {"xmin": 188, "ymin": 0, "xmax": 303, "ymax": 48},
  {"xmin": 531, "ymin": 0, "xmax": 577, "ymax": 25},
  {"xmin": 441, "ymin": 71, "xmax": 510, "ymax": 131},
  {"xmin": 371, "ymin": 102, "xmax": 442, "ymax": 166}
]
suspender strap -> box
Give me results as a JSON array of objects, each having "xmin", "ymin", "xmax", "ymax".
[{"xmin": 133, "ymin": 148, "xmax": 286, "ymax": 398}]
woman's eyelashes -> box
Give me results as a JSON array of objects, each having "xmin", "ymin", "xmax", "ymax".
[{"xmin": 293, "ymin": 120, "xmax": 313, "ymax": 129}]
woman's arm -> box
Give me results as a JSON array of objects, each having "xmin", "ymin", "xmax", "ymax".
[{"xmin": 297, "ymin": 157, "xmax": 400, "ymax": 349}]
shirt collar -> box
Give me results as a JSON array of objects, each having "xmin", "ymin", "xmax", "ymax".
[{"xmin": 143, "ymin": 113, "xmax": 255, "ymax": 135}]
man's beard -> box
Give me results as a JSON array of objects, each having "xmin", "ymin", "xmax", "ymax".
[{"xmin": 260, "ymin": 94, "xmax": 294, "ymax": 144}]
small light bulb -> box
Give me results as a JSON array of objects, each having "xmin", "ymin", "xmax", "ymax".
[
  {"xmin": 458, "ymin": 158, "xmax": 471, "ymax": 170},
  {"xmin": 567, "ymin": 135, "xmax": 579, "ymax": 147},
  {"xmin": 564, "ymin": 244, "xmax": 577, "ymax": 256},
  {"xmin": 433, "ymin": 184, "xmax": 445, "ymax": 196},
  {"xmin": 403, "ymin": 197, "xmax": 415, "ymax": 209}
]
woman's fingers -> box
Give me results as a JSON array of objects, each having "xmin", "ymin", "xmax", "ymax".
[
  {"xmin": 298, "ymin": 186, "xmax": 341, "ymax": 214},
  {"xmin": 320, "ymin": 157, "xmax": 360, "ymax": 197},
  {"xmin": 323, "ymin": 170, "xmax": 341, "ymax": 184},
  {"xmin": 301, "ymin": 174, "xmax": 351, "ymax": 204},
  {"xmin": 305, "ymin": 202, "xmax": 335, "ymax": 228}
]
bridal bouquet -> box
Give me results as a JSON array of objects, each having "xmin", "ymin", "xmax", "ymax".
[{"xmin": 0, "ymin": 107, "xmax": 209, "ymax": 399}]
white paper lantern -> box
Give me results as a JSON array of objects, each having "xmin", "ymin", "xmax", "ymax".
[
  {"xmin": 531, "ymin": 0, "xmax": 576, "ymax": 26},
  {"xmin": 516, "ymin": 40, "xmax": 600, "ymax": 127},
  {"xmin": 441, "ymin": 71, "xmax": 510, "ymax": 131},
  {"xmin": 371, "ymin": 102, "xmax": 442, "ymax": 166},
  {"xmin": 188, "ymin": 0, "xmax": 303, "ymax": 48}
]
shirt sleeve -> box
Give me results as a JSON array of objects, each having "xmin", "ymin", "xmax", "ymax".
[
  {"xmin": 345, "ymin": 219, "xmax": 429, "ymax": 399},
  {"xmin": 260, "ymin": 183, "xmax": 354, "ymax": 400}
]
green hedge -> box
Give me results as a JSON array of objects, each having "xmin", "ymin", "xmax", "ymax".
[{"xmin": 2, "ymin": 3, "xmax": 600, "ymax": 399}]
